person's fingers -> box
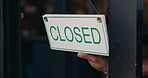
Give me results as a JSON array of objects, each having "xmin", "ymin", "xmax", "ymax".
[
  {"xmin": 77, "ymin": 52, "xmax": 105, "ymax": 63},
  {"xmin": 77, "ymin": 52, "xmax": 108, "ymax": 72},
  {"xmin": 77, "ymin": 52, "xmax": 96, "ymax": 62},
  {"xmin": 88, "ymin": 60, "xmax": 108, "ymax": 72}
]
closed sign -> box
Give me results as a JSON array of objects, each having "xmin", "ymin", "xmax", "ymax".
[{"xmin": 43, "ymin": 14, "xmax": 109, "ymax": 56}]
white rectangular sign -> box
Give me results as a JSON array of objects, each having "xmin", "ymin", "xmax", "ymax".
[{"xmin": 43, "ymin": 14, "xmax": 109, "ymax": 56}]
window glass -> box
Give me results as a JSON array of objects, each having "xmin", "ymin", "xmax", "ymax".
[{"xmin": 20, "ymin": 0, "xmax": 107, "ymax": 78}]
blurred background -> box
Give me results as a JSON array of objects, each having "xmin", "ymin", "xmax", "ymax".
[
  {"xmin": 19, "ymin": 0, "xmax": 148, "ymax": 78},
  {"xmin": 143, "ymin": 0, "xmax": 148, "ymax": 58},
  {"xmin": 143, "ymin": 0, "xmax": 148, "ymax": 77}
]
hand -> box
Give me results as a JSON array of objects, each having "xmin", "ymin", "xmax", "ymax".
[
  {"xmin": 77, "ymin": 52, "xmax": 108, "ymax": 73},
  {"xmin": 143, "ymin": 58, "xmax": 148, "ymax": 76}
]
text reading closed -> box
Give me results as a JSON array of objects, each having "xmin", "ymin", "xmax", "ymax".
[{"xmin": 49, "ymin": 26, "xmax": 101, "ymax": 44}]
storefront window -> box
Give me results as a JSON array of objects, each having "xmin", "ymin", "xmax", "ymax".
[{"xmin": 20, "ymin": 0, "xmax": 106, "ymax": 78}]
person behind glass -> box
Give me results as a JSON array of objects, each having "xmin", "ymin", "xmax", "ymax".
[{"xmin": 77, "ymin": 0, "xmax": 148, "ymax": 76}]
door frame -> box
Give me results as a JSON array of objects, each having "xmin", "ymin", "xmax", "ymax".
[
  {"xmin": 0, "ymin": 0, "xmax": 4, "ymax": 77},
  {"xmin": 108, "ymin": 0, "xmax": 143, "ymax": 77}
]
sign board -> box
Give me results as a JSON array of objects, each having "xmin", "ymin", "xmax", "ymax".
[{"xmin": 43, "ymin": 14, "xmax": 109, "ymax": 56}]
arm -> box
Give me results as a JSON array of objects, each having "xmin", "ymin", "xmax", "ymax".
[
  {"xmin": 143, "ymin": 58, "xmax": 148, "ymax": 76},
  {"xmin": 78, "ymin": 52, "xmax": 148, "ymax": 76}
]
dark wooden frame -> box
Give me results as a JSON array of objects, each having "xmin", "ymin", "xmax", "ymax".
[
  {"xmin": 3, "ymin": 0, "xmax": 22, "ymax": 78},
  {"xmin": 108, "ymin": 0, "xmax": 143, "ymax": 77},
  {"xmin": 0, "ymin": 0, "xmax": 4, "ymax": 77}
]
